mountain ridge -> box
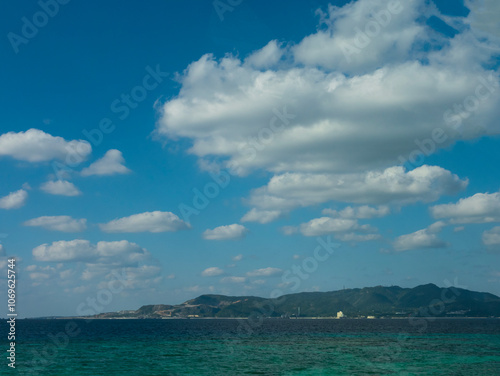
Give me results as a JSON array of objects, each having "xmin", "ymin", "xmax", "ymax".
[{"xmin": 93, "ymin": 283, "xmax": 500, "ymax": 319}]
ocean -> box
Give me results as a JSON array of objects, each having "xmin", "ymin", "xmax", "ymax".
[{"xmin": 4, "ymin": 318, "xmax": 500, "ymax": 375}]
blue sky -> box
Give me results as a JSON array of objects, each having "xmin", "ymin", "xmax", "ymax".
[{"xmin": 1, "ymin": 0, "xmax": 499, "ymax": 318}]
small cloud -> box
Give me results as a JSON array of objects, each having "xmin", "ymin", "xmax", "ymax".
[
  {"xmin": 323, "ymin": 205, "xmax": 390, "ymax": 219},
  {"xmin": 203, "ymin": 224, "xmax": 248, "ymax": 240},
  {"xmin": 336, "ymin": 233, "xmax": 381, "ymax": 242},
  {"xmin": 454, "ymin": 226, "xmax": 465, "ymax": 232},
  {"xmin": 293, "ymin": 254, "xmax": 301, "ymax": 260},
  {"xmin": 241, "ymin": 208, "xmax": 283, "ymax": 224},
  {"xmin": 201, "ymin": 267, "xmax": 224, "ymax": 277},
  {"xmin": 220, "ymin": 276, "xmax": 246, "ymax": 284},
  {"xmin": 32, "ymin": 239, "xmax": 149, "ymax": 265},
  {"xmin": 59, "ymin": 269, "xmax": 73, "ymax": 280},
  {"xmin": 166, "ymin": 274, "xmax": 176, "ymax": 280},
  {"xmin": 245, "ymin": 40, "xmax": 284, "ymax": 69},
  {"xmin": 30, "ymin": 272, "xmax": 51, "ymax": 281},
  {"xmin": 281, "ymin": 226, "xmax": 298, "ymax": 235},
  {"xmin": 40, "ymin": 180, "xmax": 82, "ymax": 196},
  {"xmin": 24, "ymin": 216, "xmax": 87, "ymax": 232},
  {"xmin": 246, "ymin": 267, "xmax": 282, "ymax": 277},
  {"xmin": 0, "ymin": 128, "xmax": 91, "ymax": 163},
  {"xmin": 430, "ymin": 191, "xmax": 500, "ymax": 224},
  {"xmin": 299, "ymin": 217, "xmax": 361, "ymax": 236},
  {"xmin": 482, "ymin": 226, "xmax": 500, "ymax": 247},
  {"xmin": 232, "ymin": 254, "xmax": 243, "ymax": 262},
  {"xmin": 100, "ymin": 211, "xmax": 190, "ymax": 233},
  {"xmin": 393, "ymin": 222, "xmax": 448, "ymax": 251},
  {"xmin": 81, "ymin": 149, "xmax": 131, "ymax": 177},
  {"xmin": 0, "ymin": 189, "xmax": 28, "ymax": 209}
]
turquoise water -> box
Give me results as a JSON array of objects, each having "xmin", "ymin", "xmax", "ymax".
[{"xmin": 5, "ymin": 319, "xmax": 500, "ymax": 375}]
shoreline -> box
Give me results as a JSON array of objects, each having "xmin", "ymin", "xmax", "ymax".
[{"xmin": 10, "ymin": 316, "xmax": 499, "ymax": 320}]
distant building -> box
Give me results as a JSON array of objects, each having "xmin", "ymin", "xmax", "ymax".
[
  {"xmin": 367, "ymin": 316, "xmax": 376, "ymax": 319},
  {"xmin": 336, "ymin": 311, "xmax": 344, "ymax": 318}
]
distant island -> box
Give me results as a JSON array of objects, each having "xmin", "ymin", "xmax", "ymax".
[{"xmin": 78, "ymin": 284, "xmax": 500, "ymax": 319}]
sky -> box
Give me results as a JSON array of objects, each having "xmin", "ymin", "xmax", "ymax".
[{"xmin": 0, "ymin": 0, "xmax": 499, "ymax": 318}]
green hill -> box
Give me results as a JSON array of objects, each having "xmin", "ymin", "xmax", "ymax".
[{"xmin": 94, "ymin": 284, "xmax": 500, "ymax": 319}]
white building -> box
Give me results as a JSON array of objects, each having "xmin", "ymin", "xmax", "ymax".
[{"xmin": 336, "ymin": 311, "xmax": 344, "ymax": 318}]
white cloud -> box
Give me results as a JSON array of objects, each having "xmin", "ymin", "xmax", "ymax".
[
  {"xmin": 59, "ymin": 269, "xmax": 73, "ymax": 280},
  {"xmin": 294, "ymin": 0, "xmax": 427, "ymax": 74},
  {"xmin": 281, "ymin": 226, "xmax": 298, "ymax": 235},
  {"xmin": 298, "ymin": 217, "xmax": 378, "ymax": 238},
  {"xmin": 430, "ymin": 191, "xmax": 500, "ymax": 224},
  {"xmin": 155, "ymin": 27, "xmax": 499, "ymax": 178},
  {"xmin": 232, "ymin": 254, "xmax": 243, "ymax": 262},
  {"xmin": 201, "ymin": 267, "xmax": 224, "ymax": 277},
  {"xmin": 154, "ymin": 0, "xmax": 500, "ymax": 219},
  {"xmin": 393, "ymin": 221, "xmax": 447, "ymax": 251},
  {"xmin": 30, "ymin": 272, "xmax": 51, "ymax": 281},
  {"xmin": 220, "ymin": 276, "xmax": 246, "ymax": 284},
  {"xmin": 241, "ymin": 208, "xmax": 283, "ymax": 224},
  {"xmin": 203, "ymin": 224, "xmax": 248, "ymax": 240},
  {"xmin": 393, "ymin": 231, "xmax": 446, "ymax": 251},
  {"xmin": 482, "ymin": 226, "xmax": 500, "ymax": 246},
  {"xmin": 32, "ymin": 239, "xmax": 149, "ymax": 265},
  {"xmin": 0, "ymin": 128, "xmax": 91, "ymax": 163},
  {"xmin": 156, "ymin": 56, "xmax": 498, "ymax": 177},
  {"xmin": 299, "ymin": 218, "xmax": 360, "ymax": 237},
  {"xmin": 245, "ymin": 40, "xmax": 284, "ymax": 69},
  {"xmin": 465, "ymin": 0, "xmax": 500, "ymax": 46},
  {"xmin": 322, "ymin": 205, "xmax": 390, "ymax": 219},
  {"xmin": 99, "ymin": 211, "xmax": 190, "ymax": 233},
  {"xmin": 336, "ymin": 233, "xmax": 382, "ymax": 242},
  {"xmin": 248, "ymin": 166, "xmax": 467, "ymax": 212},
  {"xmin": 33, "ymin": 239, "xmax": 91, "ymax": 262},
  {"xmin": 24, "ymin": 216, "xmax": 87, "ymax": 232},
  {"xmin": 40, "ymin": 180, "xmax": 82, "ymax": 196},
  {"xmin": 106, "ymin": 265, "xmax": 162, "ymax": 290},
  {"xmin": 246, "ymin": 267, "xmax": 282, "ymax": 277},
  {"xmin": 185, "ymin": 285, "xmax": 202, "ymax": 293},
  {"xmin": 69, "ymin": 263, "xmax": 163, "ymax": 291},
  {"xmin": 80, "ymin": 264, "xmax": 109, "ymax": 281},
  {"xmin": 0, "ymin": 189, "xmax": 27, "ymax": 209},
  {"xmin": 81, "ymin": 149, "xmax": 131, "ymax": 177}
]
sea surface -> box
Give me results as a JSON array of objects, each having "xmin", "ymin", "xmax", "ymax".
[{"xmin": 3, "ymin": 318, "xmax": 500, "ymax": 375}]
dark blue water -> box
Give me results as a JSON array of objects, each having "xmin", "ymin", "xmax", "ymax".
[{"xmin": 3, "ymin": 318, "xmax": 500, "ymax": 375}]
